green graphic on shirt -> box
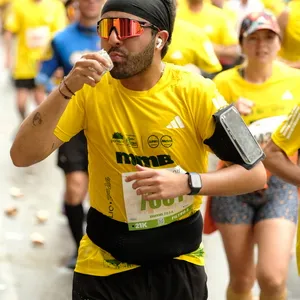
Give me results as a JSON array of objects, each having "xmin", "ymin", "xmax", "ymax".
[
  {"xmin": 186, "ymin": 246, "xmax": 205, "ymax": 259},
  {"xmin": 113, "ymin": 132, "xmax": 124, "ymax": 140},
  {"xmin": 112, "ymin": 133, "xmax": 138, "ymax": 148}
]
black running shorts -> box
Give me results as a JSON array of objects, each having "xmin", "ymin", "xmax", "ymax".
[
  {"xmin": 72, "ymin": 260, "xmax": 208, "ymax": 300},
  {"xmin": 14, "ymin": 79, "xmax": 36, "ymax": 89},
  {"xmin": 57, "ymin": 131, "xmax": 88, "ymax": 174}
]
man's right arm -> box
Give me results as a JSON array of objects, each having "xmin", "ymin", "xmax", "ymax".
[
  {"xmin": 10, "ymin": 52, "xmax": 112, "ymax": 167},
  {"xmin": 10, "ymin": 87, "xmax": 70, "ymax": 167}
]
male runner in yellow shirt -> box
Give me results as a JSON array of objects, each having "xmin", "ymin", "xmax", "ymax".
[
  {"xmin": 264, "ymin": 105, "xmax": 300, "ymax": 276},
  {"xmin": 10, "ymin": 0, "xmax": 266, "ymax": 299}
]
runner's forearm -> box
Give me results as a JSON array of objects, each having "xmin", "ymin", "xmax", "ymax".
[
  {"xmin": 10, "ymin": 87, "xmax": 70, "ymax": 167},
  {"xmin": 199, "ymin": 162, "xmax": 266, "ymax": 196},
  {"xmin": 264, "ymin": 142, "xmax": 300, "ymax": 186}
]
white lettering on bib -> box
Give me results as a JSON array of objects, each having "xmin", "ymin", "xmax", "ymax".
[
  {"xmin": 122, "ymin": 166, "xmax": 194, "ymax": 231},
  {"xmin": 25, "ymin": 26, "xmax": 50, "ymax": 49}
]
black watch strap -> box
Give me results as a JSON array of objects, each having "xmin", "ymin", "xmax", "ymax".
[{"xmin": 186, "ymin": 172, "xmax": 202, "ymax": 195}]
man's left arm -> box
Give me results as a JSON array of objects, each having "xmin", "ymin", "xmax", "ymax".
[
  {"xmin": 197, "ymin": 161, "xmax": 266, "ymax": 196},
  {"xmin": 125, "ymin": 161, "xmax": 266, "ymax": 201}
]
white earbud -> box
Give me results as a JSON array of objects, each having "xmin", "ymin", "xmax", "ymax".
[{"xmin": 156, "ymin": 38, "xmax": 163, "ymax": 48}]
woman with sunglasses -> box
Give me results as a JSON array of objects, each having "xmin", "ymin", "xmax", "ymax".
[
  {"xmin": 10, "ymin": 0, "xmax": 266, "ymax": 299},
  {"xmin": 209, "ymin": 11, "xmax": 300, "ymax": 300}
]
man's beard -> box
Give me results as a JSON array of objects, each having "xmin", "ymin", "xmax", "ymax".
[{"xmin": 109, "ymin": 37, "xmax": 156, "ymax": 80}]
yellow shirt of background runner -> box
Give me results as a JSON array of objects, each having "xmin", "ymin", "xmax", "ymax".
[
  {"xmin": 4, "ymin": 0, "xmax": 66, "ymax": 79},
  {"xmin": 261, "ymin": 0, "xmax": 286, "ymax": 16},
  {"xmin": 54, "ymin": 63, "xmax": 228, "ymax": 276},
  {"xmin": 271, "ymin": 104, "xmax": 300, "ymax": 275},
  {"xmin": 164, "ymin": 19, "xmax": 222, "ymax": 74},
  {"xmin": 278, "ymin": 0, "xmax": 300, "ymax": 63},
  {"xmin": 213, "ymin": 61, "xmax": 300, "ymax": 125},
  {"xmin": 272, "ymin": 104, "xmax": 300, "ymax": 157},
  {"xmin": 177, "ymin": 2, "xmax": 238, "ymax": 46}
]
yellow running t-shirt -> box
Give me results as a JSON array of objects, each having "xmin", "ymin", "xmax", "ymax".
[
  {"xmin": 4, "ymin": 0, "xmax": 66, "ymax": 79},
  {"xmin": 271, "ymin": 104, "xmax": 300, "ymax": 275},
  {"xmin": 176, "ymin": 2, "xmax": 237, "ymax": 46},
  {"xmin": 272, "ymin": 104, "xmax": 300, "ymax": 157},
  {"xmin": 213, "ymin": 61, "xmax": 300, "ymax": 125},
  {"xmin": 164, "ymin": 19, "xmax": 222, "ymax": 74},
  {"xmin": 54, "ymin": 63, "xmax": 228, "ymax": 276}
]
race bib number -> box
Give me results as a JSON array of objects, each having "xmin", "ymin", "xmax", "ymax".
[
  {"xmin": 25, "ymin": 26, "xmax": 50, "ymax": 49},
  {"xmin": 122, "ymin": 166, "xmax": 194, "ymax": 231},
  {"xmin": 248, "ymin": 115, "xmax": 287, "ymax": 145}
]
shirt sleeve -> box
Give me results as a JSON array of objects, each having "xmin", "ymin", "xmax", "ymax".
[
  {"xmin": 188, "ymin": 77, "xmax": 229, "ymax": 145},
  {"xmin": 272, "ymin": 105, "xmax": 300, "ymax": 156},
  {"xmin": 54, "ymin": 87, "xmax": 87, "ymax": 142},
  {"xmin": 194, "ymin": 33, "xmax": 222, "ymax": 74}
]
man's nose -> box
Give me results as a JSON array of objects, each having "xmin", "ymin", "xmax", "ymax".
[{"xmin": 108, "ymin": 28, "xmax": 122, "ymax": 46}]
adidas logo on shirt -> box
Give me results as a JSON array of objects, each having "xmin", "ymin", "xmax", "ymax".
[
  {"xmin": 166, "ymin": 116, "xmax": 185, "ymax": 129},
  {"xmin": 282, "ymin": 90, "xmax": 294, "ymax": 101}
]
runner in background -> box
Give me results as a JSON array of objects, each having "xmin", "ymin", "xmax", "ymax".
[
  {"xmin": 164, "ymin": 0, "xmax": 222, "ymax": 77},
  {"xmin": 35, "ymin": 0, "xmax": 105, "ymax": 269},
  {"xmin": 164, "ymin": 18, "xmax": 222, "ymax": 77},
  {"xmin": 277, "ymin": 0, "xmax": 300, "ymax": 69},
  {"xmin": 209, "ymin": 11, "xmax": 300, "ymax": 300},
  {"xmin": 177, "ymin": 0, "xmax": 240, "ymax": 71},
  {"xmin": 3, "ymin": 0, "xmax": 66, "ymax": 122},
  {"xmin": 46, "ymin": 0, "xmax": 80, "ymax": 91},
  {"xmin": 264, "ymin": 104, "xmax": 300, "ymax": 277}
]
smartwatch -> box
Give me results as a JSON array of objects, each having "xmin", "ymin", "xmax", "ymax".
[{"xmin": 186, "ymin": 172, "xmax": 202, "ymax": 195}]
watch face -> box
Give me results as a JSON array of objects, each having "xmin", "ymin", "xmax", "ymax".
[{"xmin": 191, "ymin": 173, "xmax": 202, "ymax": 189}]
